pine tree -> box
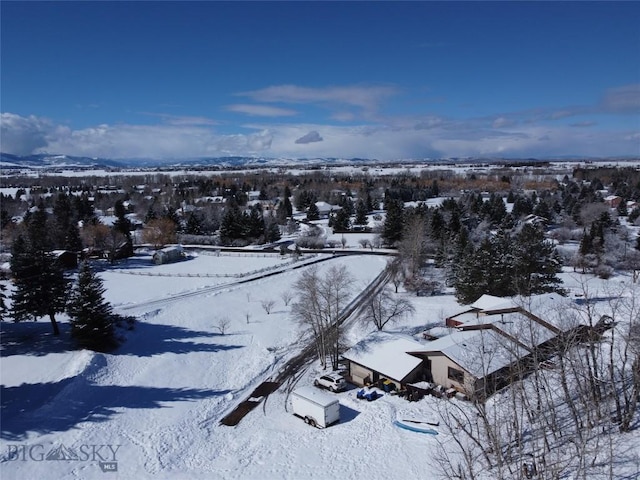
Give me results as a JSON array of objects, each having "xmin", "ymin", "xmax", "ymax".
[
  {"xmin": 381, "ymin": 198, "xmax": 404, "ymax": 246},
  {"xmin": 185, "ymin": 212, "xmax": 204, "ymax": 235},
  {"xmin": 264, "ymin": 215, "xmax": 282, "ymax": 243},
  {"xmin": 275, "ymin": 201, "xmax": 289, "ymax": 225},
  {"xmin": 247, "ymin": 204, "xmax": 265, "ymax": 239},
  {"xmin": 52, "ymin": 193, "xmax": 73, "ymax": 249},
  {"xmin": 11, "ymin": 211, "xmax": 69, "ymax": 336},
  {"xmin": 113, "ymin": 200, "xmax": 132, "ymax": 241},
  {"xmin": 332, "ymin": 207, "xmax": 351, "ymax": 232},
  {"xmin": 68, "ymin": 261, "xmax": 117, "ymax": 351},
  {"xmin": 283, "ymin": 196, "xmax": 293, "ymax": 218},
  {"xmin": 354, "ymin": 199, "xmax": 368, "ymax": 225},
  {"xmin": 219, "ymin": 201, "xmax": 245, "ymax": 244},
  {"xmin": 514, "ymin": 224, "xmax": 564, "ymax": 295},
  {"xmin": 0, "ymin": 284, "xmax": 7, "ymax": 321},
  {"xmin": 64, "ymin": 222, "xmax": 83, "ymax": 252},
  {"xmin": 306, "ymin": 202, "xmax": 320, "ymax": 221}
]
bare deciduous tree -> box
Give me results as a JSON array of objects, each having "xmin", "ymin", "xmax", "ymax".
[
  {"xmin": 386, "ymin": 257, "xmax": 404, "ymax": 293},
  {"xmin": 261, "ymin": 299, "xmax": 276, "ymax": 314},
  {"xmin": 142, "ymin": 217, "xmax": 177, "ymax": 249},
  {"xmin": 364, "ymin": 287, "xmax": 415, "ymax": 331},
  {"xmin": 291, "ymin": 265, "xmax": 353, "ymax": 369},
  {"xmin": 214, "ymin": 316, "xmax": 231, "ymax": 335},
  {"xmin": 281, "ymin": 290, "xmax": 294, "ymax": 307},
  {"xmin": 358, "ymin": 238, "xmax": 372, "ymax": 250}
]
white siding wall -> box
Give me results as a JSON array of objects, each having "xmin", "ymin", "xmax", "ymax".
[{"xmin": 428, "ymin": 353, "xmax": 469, "ymax": 392}]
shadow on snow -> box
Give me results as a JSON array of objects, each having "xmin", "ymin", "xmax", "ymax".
[
  {"xmin": 0, "ymin": 320, "xmax": 243, "ymax": 358},
  {"xmin": 114, "ymin": 321, "xmax": 244, "ymax": 357},
  {"xmin": 0, "ymin": 322, "xmax": 75, "ymax": 357},
  {"xmin": 1, "ymin": 378, "xmax": 230, "ymax": 441}
]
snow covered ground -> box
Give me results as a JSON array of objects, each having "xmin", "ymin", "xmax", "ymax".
[{"xmin": 1, "ymin": 250, "xmax": 638, "ymax": 479}]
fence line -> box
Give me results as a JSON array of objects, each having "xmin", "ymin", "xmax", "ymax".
[
  {"xmin": 195, "ymin": 251, "xmax": 289, "ymax": 258},
  {"xmin": 109, "ymin": 254, "xmax": 317, "ymax": 278}
]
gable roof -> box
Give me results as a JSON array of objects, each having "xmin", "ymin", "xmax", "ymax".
[
  {"xmin": 420, "ymin": 329, "xmax": 528, "ymax": 378},
  {"xmin": 342, "ymin": 332, "xmax": 425, "ymax": 382},
  {"xmin": 470, "ymin": 294, "xmax": 519, "ymax": 312}
]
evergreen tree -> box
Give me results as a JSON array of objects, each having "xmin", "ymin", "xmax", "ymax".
[
  {"xmin": 247, "ymin": 204, "xmax": 265, "ymax": 239},
  {"xmin": 452, "ymin": 240, "xmax": 485, "ymax": 304},
  {"xmin": 306, "ymin": 202, "xmax": 320, "ymax": 221},
  {"xmin": 264, "ymin": 215, "xmax": 282, "ymax": 243},
  {"xmin": 381, "ymin": 198, "xmax": 404, "ymax": 246},
  {"xmin": 513, "ymin": 224, "xmax": 564, "ymax": 295},
  {"xmin": 73, "ymin": 193, "xmax": 96, "ymax": 223},
  {"xmin": 219, "ymin": 202, "xmax": 245, "ymax": 244},
  {"xmin": 332, "ymin": 207, "xmax": 351, "ymax": 232},
  {"xmin": 275, "ymin": 201, "xmax": 289, "ymax": 225},
  {"xmin": 354, "ymin": 199, "xmax": 368, "ymax": 225},
  {"xmin": 185, "ymin": 212, "xmax": 204, "ymax": 235},
  {"xmin": 430, "ymin": 209, "xmax": 445, "ymax": 240},
  {"xmin": 67, "ymin": 261, "xmax": 117, "ymax": 351},
  {"xmin": 113, "ymin": 200, "xmax": 132, "ymax": 241},
  {"xmin": 533, "ymin": 200, "xmax": 552, "ymax": 221},
  {"xmin": 11, "ymin": 202, "xmax": 69, "ymax": 336},
  {"xmin": 52, "ymin": 193, "xmax": 73, "ymax": 249},
  {"xmin": 1, "ymin": 207, "xmax": 11, "ymax": 230},
  {"xmin": 579, "ymin": 228, "xmax": 594, "ymax": 256},
  {"xmin": 64, "ymin": 222, "xmax": 83, "ymax": 252},
  {"xmin": 0, "ymin": 284, "xmax": 6, "ymax": 321},
  {"xmin": 11, "ymin": 234, "xmax": 68, "ymax": 336},
  {"xmin": 26, "ymin": 199, "xmax": 51, "ymax": 253},
  {"xmin": 283, "ymin": 196, "xmax": 293, "ymax": 218}
]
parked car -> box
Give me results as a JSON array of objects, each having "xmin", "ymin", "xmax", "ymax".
[{"xmin": 313, "ymin": 372, "xmax": 347, "ymax": 392}]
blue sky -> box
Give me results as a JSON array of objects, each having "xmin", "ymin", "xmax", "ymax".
[{"xmin": 1, "ymin": 1, "xmax": 639, "ymax": 160}]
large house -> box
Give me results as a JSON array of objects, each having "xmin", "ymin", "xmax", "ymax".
[{"xmin": 342, "ymin": 293, "xmax": 588, "ymax": 399}]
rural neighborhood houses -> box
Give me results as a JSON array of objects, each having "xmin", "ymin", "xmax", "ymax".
[{"xmin": 344, "ymin": 293, "xmax": 592, "ymax": 400}]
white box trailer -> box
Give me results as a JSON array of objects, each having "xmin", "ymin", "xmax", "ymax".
[{"xmin": 291, "ymin": 386, "xmax": 340, "ymax": 428}]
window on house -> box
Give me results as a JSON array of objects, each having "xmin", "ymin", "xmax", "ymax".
[{"xmin": 448, "ymin": 367, "xmax": 464, "ymax": 384}]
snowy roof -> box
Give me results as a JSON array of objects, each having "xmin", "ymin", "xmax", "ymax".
[
  {"xmin": 292, "ymin": 386, "xmax": 339, "ymax": 407},
  {"xmin": 342, "ymin": 332, "xmax": 425, "ymax": 382},
  {"xmin": 464, "ymin": 293, "xmax": 576, "ymax": 332},
  {"xmin": 421, "ymin": 329, "xmax": 528, "ymax": 378},
  {"xmin": 470, "ymin": 294, "xmax": 519, "ymax": 312},
  {"xmin": 314, "ymin": 201, "xmax": 340, "ymax": 213},
  {"xmin": 471, "ymin": 312, "xmax": 557, "ymax": 350}
]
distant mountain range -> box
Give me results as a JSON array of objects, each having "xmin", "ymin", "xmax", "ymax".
[{"xmin": 1, "ymin": 152, "xmax": 636, "ymax": 171}]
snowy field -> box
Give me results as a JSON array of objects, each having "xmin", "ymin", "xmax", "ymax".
[{"xmin": 1, "ymin": 250, "xmax": 639, "ymax": 479}]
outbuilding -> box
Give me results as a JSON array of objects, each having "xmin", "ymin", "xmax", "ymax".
[{"xmin": 152, "ymin": 245, "xmax": 184, "ymax": 265}]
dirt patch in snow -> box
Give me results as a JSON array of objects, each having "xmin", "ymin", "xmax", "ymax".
[{"xmin": 219, "ymin": 382, "xmax": 281, "ymax": 426}]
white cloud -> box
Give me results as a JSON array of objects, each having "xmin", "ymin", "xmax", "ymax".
[
  {"xmin": 140, "ymin": 113, "xmax": 219, "ymax": 126},
  {"xmin": 600, "ymin": 84, "xmax": 640, "ymax": 113},
  {"xmin": 0, "ymin": 113, "xmax": 57, "ymax": 155},
  {"xmin": 237, "ymin": 84, "xmax": 399, "ymax": 118},
  {"xmin": 1, "ymin": 112, "xmax": 637, "ymax": 161},
  {"xmin": 226, "ymin": 104, "xmax": 297, "ymax": 117}
]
